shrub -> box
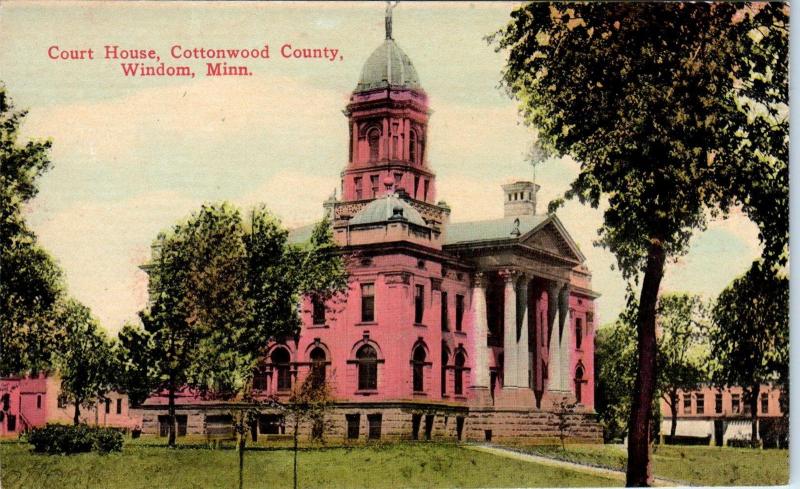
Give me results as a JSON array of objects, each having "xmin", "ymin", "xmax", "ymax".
[
  {"xmin": 93, "ymin": 428, "xmax": 124, "ymax": 453},
  {"xmin": 27, "ymin": 424, "xmax": 123, "ymax": 454}
]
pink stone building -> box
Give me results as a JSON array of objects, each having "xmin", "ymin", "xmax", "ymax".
[
  {"xmin": 140, "ymin": 11, "xmax": 601, "ymax": 443},
  {"xmin": 659, "ymin": 384, "xmax": 786, "ymax": 446},
  {"xmin": 0, "ymin": 373, "xmax": 140, "ymax": 437}
]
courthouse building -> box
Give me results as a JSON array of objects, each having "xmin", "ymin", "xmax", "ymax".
[{"xmin": 140, "ymin": 13, "xmax": 601, "ymax": 443}]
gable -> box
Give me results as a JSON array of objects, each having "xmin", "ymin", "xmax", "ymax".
[{"xmin": 521, "ymin": 218, "xmax": 585, "ymax": 263}]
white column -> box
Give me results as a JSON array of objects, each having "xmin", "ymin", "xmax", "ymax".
[
  {"xmin": 470, "ymin": 273, "xmax": 490, "ymax": 388},
  {"xmin": 501, "ymin": 270, "xmax": 518, "ymax": 388},
  {"xmin": 547, "ymin": 282, "xmax": 562, "ymax": 392},
  {"xmin": 559, "ymin": 285, "xmax": 573, "ymax": 392},
  {"xmin": 517, "ymin": 275, "xmax": 530, "ymax": 389}
]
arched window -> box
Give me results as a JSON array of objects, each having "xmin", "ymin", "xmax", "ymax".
[
  {"xmin": 310, "ymin": 347, "xmax": 327, "ymax": 387},
  {"xmin": 454, "ymin": 351, "xmax": 466, "ymax": 395},
  {"xmin": 357, "ymin": 345, "xmax": 378, "ymax": 391},
  {"xmin": 574, "ymin": 365, "xmax": 585, "ymax": 404},
  {"xmin": 412, "ymin": 345, "xmax": 426, "ymax": 392},
  {"xmin": 367, "ymin": 128, "xmax": 380, "ymax": 161},
  {"xmin": 271, "ymin": 348, "xmax": 292, "ymax": 392},
  {"xmin": 441, "ymin": 345, "xmax": 450, "ymax": 397},
  {"xmin": 409, "ymin": 129, "xmax": 417, "ymax": 163}
]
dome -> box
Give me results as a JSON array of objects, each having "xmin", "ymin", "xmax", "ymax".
[
  {"xmin": 349, "ymin": 194, "xmax": 427, "ymax": 227},
  {"xmin": 355, "ymin": 39, "xmax": 421, "ymax": 92}
]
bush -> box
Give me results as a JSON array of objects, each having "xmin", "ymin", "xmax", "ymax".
[
  {"xmin": 27, "ymin": 424, "xmax": 123, "ymax": 454},
  {"xmin": 93, "ymin": 428, "xmax": 124, "ymax": 453}
]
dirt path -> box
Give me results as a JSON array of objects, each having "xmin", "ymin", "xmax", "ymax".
[{"xmin": 465, "ymin": 444, "xmax": 686, "ymax": 487}]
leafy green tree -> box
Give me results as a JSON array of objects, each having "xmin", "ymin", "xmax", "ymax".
[
  {"xmin": 0, "ymin": 86, "xmax": 66, "ymax": 376},
  {"xmin": 54, "ymin": 299, "xmax": 116, "ymax": 425},
  {"xmin": 287, "ymin": 368, "xmax": 333, "ymax": 489},
  {"xmin": 657, "ymin": 294, "xmax": 709, "ymax": 439},
  {"xmin": 114, "ymin": 322, "xmax": 156, "ymax": 408},
  {"xmin": 594, "ymin": 314, "xmax": 637, "ymax": 442},
  {"xmin": 710, "ymin": 261, "xmax": 788, "ymax": 444},
  {"xmin": 491, "ymin": 4, "xmax": 786, "ymax": 484}
]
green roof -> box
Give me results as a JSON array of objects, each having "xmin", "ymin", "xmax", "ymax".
[
  {"xmin": 444, "ymin": 215, "xmax": 549, "ymax": 245},
  {"xmin": 349, "ymin": 195, "xmax": 427, "ymax": 227},
  {"xmin": 356, "ymin": 39, "xmax": 421, "ymax": 92}
]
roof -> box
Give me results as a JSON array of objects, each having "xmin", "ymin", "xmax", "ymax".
[
  {"xmin": 349, "ymin": 194, "xmax": 427, "ymax": 227},
  {"xmin": 287, "ymin": 223, "xmax": 316, "ymax": 245},
  {"xmin": 356, "ymin": 39, "xmax": 421, "ymax": 92},
  {"xmin": 444, "ymin": 215, "xmax": 549, "ymax": 245}
]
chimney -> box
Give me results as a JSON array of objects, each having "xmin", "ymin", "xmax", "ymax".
[{"xmin": 502, "ymin": 181, "xmax": 539, "ymax": 217}]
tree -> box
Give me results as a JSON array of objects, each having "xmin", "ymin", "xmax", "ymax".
[
  {"xmin": 0, "ymin": 86, "xmax": 66, "ymax": 376},
  {"xmin": 286, "ymin": 368, "xmax": 333, "ymax": 489},
  {"xmin": 141, "ymin": 201, "xmax": 347, "ymax": 479},
  {"xmin": 657, "ymin": 294, "xmax": 709, "ymax": 439},
  {"xmin": 710, "ymin": 260, "xmax": 788, "ymax": 444},
  {"xmin": 594, "ymin": 314, "xmax": 637, "ymax": 442},
  {"xmin": 114, "ymin": 322, "xmax": 156, "ymax": 408},
  {"xmin": 491, "ymin": 4, "xmax": 786, "ymax": 485},
  {"xmin": 54, "ymin": 299, "xmax": 115, "ymax": 425}
]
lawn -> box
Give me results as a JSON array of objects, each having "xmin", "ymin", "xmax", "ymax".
[
  {"xmin": 509, "ymin": 443, "xmax": 789, "ymax": 486},
  {"xmin": 0, "ymin": 440, "xmax": 619, "ymax": 489}
]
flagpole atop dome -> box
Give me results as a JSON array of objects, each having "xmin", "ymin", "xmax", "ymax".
[{"xmin": 385, "ymin": 1, "xmax": 398, "ymax": 40}]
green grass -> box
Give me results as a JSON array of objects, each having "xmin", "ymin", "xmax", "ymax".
[
  {"xmin": 0, "ymin": 440, "xmax": 619, "ymax": 488},
  {"xmin": 509, "ymin": 443, "xmax": 789, "ymax": 486}
]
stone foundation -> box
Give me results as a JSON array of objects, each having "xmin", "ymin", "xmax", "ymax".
[{"xmin": 137, "ymin": 401, "xmax": 602, "ymax": 444}]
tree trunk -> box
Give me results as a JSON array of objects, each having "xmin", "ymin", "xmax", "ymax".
[
  {"xmin": 626, "ymin": 239, "xmax": 666, "ymax": 487},
  {"xmin": 750, "ymin": 383, "xmax": 759, "ymax": 446},
  {"xmin": 238, "ymin": 419, "xmax": 246, "ymax": 489},
  {"xmin": 73, "ymin": 400, "xmax": 81, "ymax": 425},
  {"xmin": 293, "ymin": 415, "xmax": 299, "ymax": 489},
  {"xmin": 168, "ymin": 375, "xmax": 177, "ymax": 448},
  {"xmin": 669, "ymin": 392, "xmax": 678, "ymax": 439}
]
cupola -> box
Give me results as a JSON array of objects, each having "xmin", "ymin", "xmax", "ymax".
[{"xmin": 502, "ymin": 181, "xmax": 540, "ymax": 217}]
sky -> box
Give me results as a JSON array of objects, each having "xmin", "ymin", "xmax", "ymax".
[{"xmin": 0, "ymin": 1, "xmax": 762, "ymax": 335}]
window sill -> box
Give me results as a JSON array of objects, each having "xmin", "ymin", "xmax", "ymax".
[
  {"xmin": 454, "ymin": 395, "xmax": 467, "ymax": 401},
  {"xmin": 309, "ymin": 324, "xmax": 328, "ymax": 329},
  {"xmin": 412, "ymin": 392, "xmax": 427, "ymax": 397},
  {"xmin": 454, "ymin": 330, "xmax": 466, "ymax": 336},
  {"xmin": 356, "ymin": 321, "xmax": 378, "ymax": 327},
  {"xmin": 355, "ymin": 390, "xmax": 378, "ymax": 396},
  {"xmin": 414, "ymin": 323, "xmax": 427, "ymax": 328}
]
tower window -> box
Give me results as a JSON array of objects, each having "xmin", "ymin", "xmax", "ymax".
[
  {"xmin": 370, "ymin": 175, "xmax": 379, "ymax": 197},
  {"xmin": 354, "ymin": 177, "xmax": 363, "ymax": 200},
  {"xmin": 409, "ymin": 129, "xmax": 417, "ymax": 163},
  {"xmin": 455, "ymin": 294, "xmax": 465, "ymax": 331},
  {"xmin": 441, "ymin": 292, "xmax": 449, "ymax": 331},
  {"xmin": 414, "ymin": 285, "xmax": 425, "ymax": 324},
  {"xmin": 357, "ymin": 345, "xmax": 378, "ymax": 391},
  {"xmin": 368, "ymin": 128, "xmax": 380, "ymax": 161},
  {"xmin": 414, "ymin": 175, "xmax": 420, "ymax": 199},
  {"xmin": 361, "ymin": 283, "xmax": 375, "ymax": 322},
  {"xmin": 412, "ymin": 345, "xmax": 426, "ymax": 392},
  {"xmin": 575, "ymin": 318, "xmax": 583, "ymax": 349}
]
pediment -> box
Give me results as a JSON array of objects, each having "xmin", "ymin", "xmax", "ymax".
[{"xmin": 520, "ymin": 217, "xmax": 585, "ymax": 264}]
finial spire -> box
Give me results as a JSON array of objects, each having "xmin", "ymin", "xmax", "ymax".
[{"xmin": 385, "ymin": 1, "xmax": 397, "ymax": 40}]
